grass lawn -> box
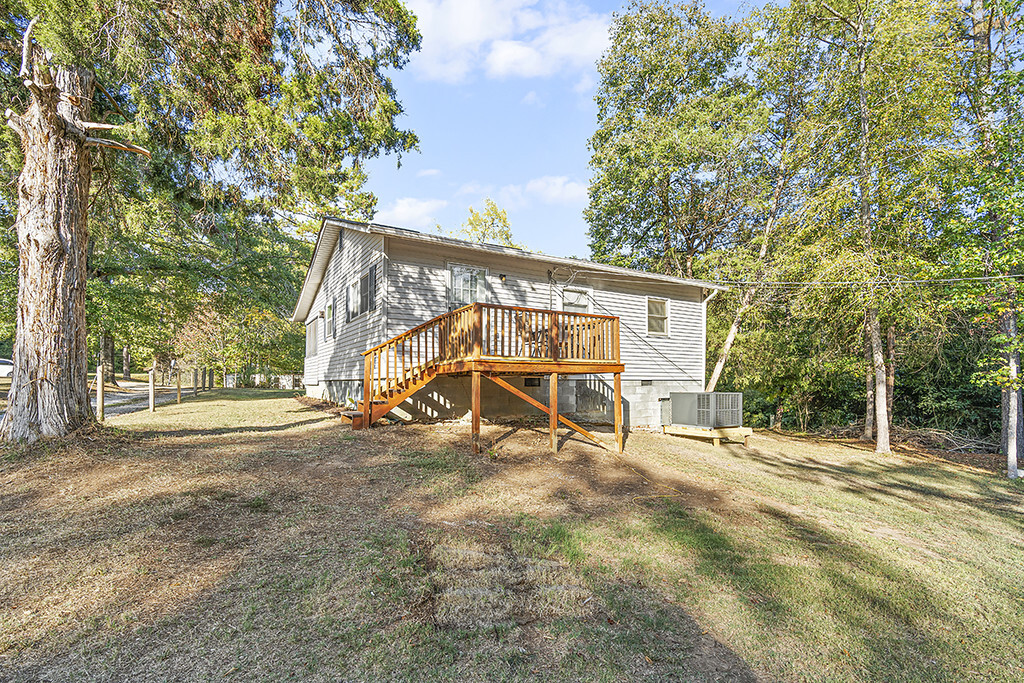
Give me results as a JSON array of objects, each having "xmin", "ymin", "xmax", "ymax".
[{"xmin": 1, "ymin": 390, "xmax": 1023, "ymax": 681}]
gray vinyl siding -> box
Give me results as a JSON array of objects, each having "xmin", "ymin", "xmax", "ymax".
[
  {"xmin": 384, "ymin": 240, "xmax": 705, "ymax": 385},
  {"xmin": 303, "ymin": 228, "xmax": 385, "ymax": 384}
]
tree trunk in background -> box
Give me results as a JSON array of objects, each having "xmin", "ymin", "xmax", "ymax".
[
  {"xmin": 867, "ymin": 307, "xmax": 891, "ymax": 453},
  {"xmin": 863, "ymin": 329, "xmax": 874, "ymax": 441},
  {"xmin": 886, "ymin": 325, "xmax": 895, "ymax": 432},
  {"xmin": 101, "ymin": 332, "xmax": 119, "ymax": 387},
  {"xmin": 0, "ymin": 64, "xmax": 96, "ymax": 442},
  {"xmin": 1002, "ymin": 310, "xmax": 1020, "ymax": 477},
  {"xmin": 123, "ymin": 345, "xmax": 131, "ymax": 381}
]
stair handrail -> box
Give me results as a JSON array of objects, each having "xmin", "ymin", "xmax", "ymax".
[{"xmin": 361, "ymin": 303, "xmax": 474, "ymax": 357}]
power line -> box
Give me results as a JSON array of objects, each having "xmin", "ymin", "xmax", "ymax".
[{"xmin": 707, "ymin": 274, "xmax": 1024, "ymax": 287}]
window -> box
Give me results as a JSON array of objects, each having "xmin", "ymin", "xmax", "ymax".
[
  {"xmin": 562, "ymin": 288, "xmax": 590, "ymax": 314},
  {"xmin": 324, "ymin": 299, "xmax": 334, "ymax": 341},
  {"xmin": 524, "ymin": 377, "xmax": 541, "ymax": 387},
  {"xmin": 448, "ymin": 264, "xmax": 486, "ymax": 310},
  {"xmin": 647, "ymin": 297, "xmax": 669, "ymax": 335},
  {"xmin": 347, "ymin": 264, "xmax": 377, "ymax": 321},
  {"xmin": 641, "ymin": 379, "xmax": 653, "ymax": 387},
  {"xmin": 305, "ymin": 319, "xmax": 318, "ymax": 357}
]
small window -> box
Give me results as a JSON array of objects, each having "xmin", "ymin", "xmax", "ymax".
[
  {"xmin": 347, "ymin": 264, "xmax": 377, "ymax": 321},
  {"xmin": 324, "ymin": 300, "xmax": 334, "ymax": 341},
  {"xmin": 305, "ymin": 319, "xmax": 318, "ymax": 357},
  {"xmin": 524, "ymin": 377, "xmax": 541, "ymax": 387},
  {"xmin": 641, "ymin": 379, "xmax": 653, "ymax": 387},
  {"xmin": 562, "ymin": 288, "xmax": 590, "ymax": 314},
  {"xmin": 647, "ymin": 298, "xmax": 668, "ymax": 335}
]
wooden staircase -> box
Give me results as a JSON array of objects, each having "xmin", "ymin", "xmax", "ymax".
[{"xmin": 352, "ymin": 303, "xmax": 624, "ymax": 453}]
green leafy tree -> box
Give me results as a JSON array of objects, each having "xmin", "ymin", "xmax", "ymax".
[
  {"xmin": 586, "ymin": 1, "xmax": 762, "ymax": 279},
  {"xmin": 455, "ymin": 198, "xmax": 522, "ymax": 248},
  {"xmin": 0, "ymin": 1, "xmax": 419, "ymax": 441}
]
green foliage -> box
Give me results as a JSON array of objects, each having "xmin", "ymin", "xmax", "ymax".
[
  {"xmin": 455, "ymin": 198, "xmax": 522, "ymax": 248},
  {"xmin": 0, "ymin": 1, "xmax": 421, "ymax": 370},
  {"xmin": 589, "ymin": 0, "xmax": 1020, "ymax": 440}
]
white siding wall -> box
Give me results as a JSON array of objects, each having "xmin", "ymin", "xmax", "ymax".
[
  {"xmin": 303, "ymin": 228, "xmax": 385, "ymax": 385},
  {"xmin": 384, "ymin": 240, "xmax": 705, "ymax": 384}
]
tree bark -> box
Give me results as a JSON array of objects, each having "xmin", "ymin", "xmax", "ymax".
[
  {"xmin": 886, "ymin": 325, "xmax": 895, "ymax": 431},
  {"xmin": 863, "ymin": 324, "xmax": 874, "ymax": 441},
  {"xmin": 1002, "ymin": 309, "xmax": 1020, "ymax": 478},
  {"xmin": 0, "ymin": 63, "xmax": 97, "ymax": 442},
  {"xmin": 867, "ymin": 307, "xmax": 891, "ymax": 453},
  {"xmin": 854, "ymin": 17, "xmax": 890, "ymax": 454}
]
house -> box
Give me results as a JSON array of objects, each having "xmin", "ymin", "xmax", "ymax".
[{"xmin": 291, "ymin": 218, "xmax": 726, "ymax": 448}]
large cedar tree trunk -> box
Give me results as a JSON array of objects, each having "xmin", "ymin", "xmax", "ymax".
[{"xmin": 0, "ymin": 65, "xmax": 96, "ymax": 442}]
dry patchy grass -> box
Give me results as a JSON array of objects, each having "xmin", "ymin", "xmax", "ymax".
[{"xmin": 1, "ymin": 389, "xmax": 1022, "ymax": 682}]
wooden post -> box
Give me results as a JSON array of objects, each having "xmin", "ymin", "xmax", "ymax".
[
  {"xmin": 471, "ymin": 370, "xmax": 481, "ymax": 453},
  {"xmin": 96, "ymin": 363, "xmax": 104, "ymax": 422},
  {"xmin": 358, "ymin": 353, "xmax": 373, "ymax": 430},
  {"xmin": 148, "ymin": 367, "xmax": 156, "ymax": 412},
  {"xmin": 550, "ymin": 311, "xmax": 559, "ymax": 361},
  {"xmin": 614, "ymin": 372, "xmax": 623, "ymax": 453},
  {"xmin": 176, "ymin": 370, "xmax": 181, "ymax": 404},
  {"xmin": 549, "ymin": 372, "xmax": 558, "ymax": 453},
  {"xmin": 192, "ymin": 368, "xmax": 198, "ymax": 396},
  {"xmin": 208, "ymin": 368, "xmax": 214, "ymax": 390},
  {"xmin": 472, "ymin": 303, "xmax": 482, "ymax": 359}
]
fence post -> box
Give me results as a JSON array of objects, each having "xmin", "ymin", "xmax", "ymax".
[
  {"xmin": 97, "ymin": 364, "xmax": 104, "ymax": 422},
  {"xmin": 148, "ymin": 367, "xmax": 156, "ymax": 412},
  {"xmin": 176, "ymin": 370, "xmax": 181, "ymax": 404}
]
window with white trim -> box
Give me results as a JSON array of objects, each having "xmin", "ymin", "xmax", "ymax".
[
  {"xmin": 305, "ymin": 319, "xmax": 318, "ymax": 356},
  {"xmin": 562, "ymin": 288, "xmax": 590, "ymax": 314},
  {"xmin": 448, "ymin": 264, "xmax": 486, "ymax": 310},
  {"xmin": 324, "ymin": 299, "xmax": 334, "ymax": 341},
  {"xmin": 647, "ymin": 297, "xmax": 669, "ymax": 335},
  {"xmin": 347, "ymin": 264, "xmax": 377, "ymax": 321}
]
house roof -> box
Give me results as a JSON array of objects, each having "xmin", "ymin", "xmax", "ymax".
[{"xmin": 291, "ymin": 217, "xmax": 728, "ymax": 322}]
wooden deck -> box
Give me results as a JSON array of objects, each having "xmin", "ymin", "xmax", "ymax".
[{"xmin": 353, "ymin": 302, "xmax": 624, "ymax": 453}]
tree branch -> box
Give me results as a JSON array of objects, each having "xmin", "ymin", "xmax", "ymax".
[
  {"xmin": 94, "ymin": 80, "xmax": 129, "ymax": 121},
  {"xmin": 19, "ymin": 16, "xmax": 39, "ymax": 79},
  {"xmin": 85, "ymin": 137, "xmax": 152, "ymax": 158}
]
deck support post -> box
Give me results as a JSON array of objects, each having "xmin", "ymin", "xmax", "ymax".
[
  {"xmin": 614, "ymin": 372, "xmax": 623, "ymax": 453},
  {"xmin": 549, "ymin": 372, "xmax": 558, "ymax": 452},
  {"xmin": 357, "ymin": 353, "xmax": 373, "ymax": 430},
  {"xmin": 471, "ymin": 370, "xmax": 481, "ymax": 453}
]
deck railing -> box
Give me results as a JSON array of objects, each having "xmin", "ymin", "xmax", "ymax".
[{"xmin": 361, "ymin": 303, "xmax": 620, "ymax": 402}]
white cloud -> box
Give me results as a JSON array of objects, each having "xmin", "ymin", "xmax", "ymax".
[
  {"xmin": 455, "ymin": 181, "xmax": 494, "ymax": 197},
  {"xmin": 416, "ymin": 168, "xmax": 442, "ymax": 177},
  {"xmin": 499, "ymin": 175, "xmax": 588, "ymax": 209},
  {"xmin": 521, "ymin": 90, "xmax": 543, "ymax": 107},
  {"xmin": 406, "ymin": 0, "xmax": 609, "ymax": 83},
  {"xmin": 375, "ymin": 198, "xmax": 448, "ymax": 229}
]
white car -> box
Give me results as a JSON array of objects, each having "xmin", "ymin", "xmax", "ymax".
[{"xmin": 0, "ymin": 359, "xmax": 12, "ymax": 378}]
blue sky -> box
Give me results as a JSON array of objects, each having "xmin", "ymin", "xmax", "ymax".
[{"xmin": 364, "ymin": 0, "xmax": 748, "ymax": 259}]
